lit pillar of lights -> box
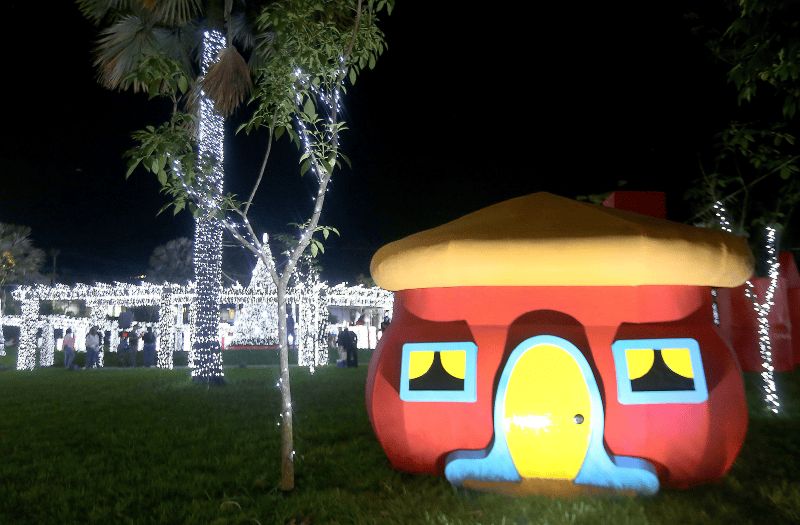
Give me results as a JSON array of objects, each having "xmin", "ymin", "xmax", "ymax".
[
  {"xmin": 88, "ymin": 301, "xmax": 107, "ymax": 367},
  {"xmin": 17, "ymin": 294, "xmax": 38, "ymax": 370},
  {"xmin": 191, "ymin": 29, "xmax": 226, "ymax": 384},
  {"xmin": 40, "ymin": 319, "xmax": 55, "ymax": 367},
  {"xmin": 109, "ymin": 321, "xmax": 120, "ymax": 354},
  {"xmin": 158, "ymin": 285, "xmax": 176, "ymax": 369}
]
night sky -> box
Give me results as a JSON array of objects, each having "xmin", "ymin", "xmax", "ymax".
[{"xmin": 1, "ymin": 2, "xmax": 780, "ymax": 286}]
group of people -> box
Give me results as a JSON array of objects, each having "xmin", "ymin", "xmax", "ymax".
[
  {"xmin": 119, "ymin": 326, "xmax": 157, "ymax": 367},
  {"xmin": 60, "ymin": 325, "xmax": 157, "ymax": 369},
  {"xmin": 60, "ymin": 325, "xmax": 102, "ymax": 369},
  {"xmin": 336, "ymin": 314, "xmax": 391, "ymax": 368},
  {"xmin": 337, "ymin": 325, "xmax": 359, "ymax": 367}
]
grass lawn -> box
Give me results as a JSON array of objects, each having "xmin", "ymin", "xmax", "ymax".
[{"xmin": 0, "ymin": 346, "xmax": 799, "ymax": 524}]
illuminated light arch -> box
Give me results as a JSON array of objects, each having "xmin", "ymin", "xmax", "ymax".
[{"xmin": 8, "ymin": 280, "xmax": 393, "ymax": 372}]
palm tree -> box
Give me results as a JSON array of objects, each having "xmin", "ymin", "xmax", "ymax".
[
  {"xmin": 78, "ymin": 0, "xmax": 265, "ymax": 384},
  {"xmin": 0, "ymin": 223, "xmax": 46, "ymax": 314},
  {"xmin": 147, "ymin": 237, "xmax": 194, "ymax": 284}
]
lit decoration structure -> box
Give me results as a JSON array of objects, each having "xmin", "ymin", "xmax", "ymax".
[
  {"xmin": 712, "ymin": 201, "xmax": 780, "ymax": 413},
  {"xmin": 230, "ymin": 241, "xmax": 279, "ymax": 347},
  {"xmin": 366, "ymin": 192, "xmax": 754, "ymax": 497},
  {"xmin": 9, "ymin": 278, "xmax": 392, "ymax": 371}
]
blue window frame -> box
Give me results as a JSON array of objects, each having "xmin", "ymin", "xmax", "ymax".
[
  {"xmin": 611, "ymin": 338, "xmax": 708, "ymax": 405},
  {"xmin": 400, "ymin": 342, "xmax": 478, "ymax": 402}
]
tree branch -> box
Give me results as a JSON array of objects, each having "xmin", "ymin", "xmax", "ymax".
[
  {"xmin": 244, "ymin": 108, "xmax": 279, "ymax": 217},
  {"xmin": 343, "ymin": 0, "xmax": 363, "ymax": 62}
]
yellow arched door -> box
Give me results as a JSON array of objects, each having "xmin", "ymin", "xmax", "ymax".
[{"xmin": 503, "ymin": 342, "xmax": 592, "ymax": 479}]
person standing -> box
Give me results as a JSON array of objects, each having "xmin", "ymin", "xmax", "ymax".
[
  {"xmin": 85, "ymin": 326, "xmax": 100, "ymax": 369},
  {"xmin": 128, "ymin": 327, "xmax": 139, "ymax": 368},
  {"xmin": 339, "ymin": 324, "xmax": 358, "ymax": 368},
  {"xmin": 63, "ymin": 328, "xmax": 76, "ymax": 369},
  {"xmin": 142, "ymin": 327, "xmax": 156, "ymax": 368}
]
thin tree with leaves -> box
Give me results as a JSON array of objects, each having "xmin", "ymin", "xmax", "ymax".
[{"xmin": 685, "ymin": 0, "xmax": 800, "ymax": 414}]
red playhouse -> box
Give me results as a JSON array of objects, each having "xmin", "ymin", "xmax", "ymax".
[{"xmin": 366, "ymin": 191, "xmax": 755, "ymax": 497}]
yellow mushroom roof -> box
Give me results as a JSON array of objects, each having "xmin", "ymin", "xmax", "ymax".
[{"xmin": 370, "ymin": 192, "xmax": 754, "ymax": 291}]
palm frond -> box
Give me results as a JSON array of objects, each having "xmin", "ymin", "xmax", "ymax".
[
  {"xmin": 139, "ymin": 0, "xmax": 203, "ymax": 26},
  {"xmin": 249, "ymin": 31, "xmax": 277, "ymax": 70},
  {"xmin": 154, "ymin": 22, "xmax": 202, "ymax": 71},
  {"xmin": 182, "ymin": 77, "xmax": 201, "ymax": 119},
  {"xmin": 202, "ymin": 46, "xmax": 253, "ymax": 117},
  {"xmin": 94, "ymin": 14, "xmax": 166, "ymax": 91},
  {"xmin": 228, "ymin": 11, "xmax": 258, "ymax": 51},
  {"xmin": 77, "ymin": 0, "xmax": 135, "ymax": 25}
]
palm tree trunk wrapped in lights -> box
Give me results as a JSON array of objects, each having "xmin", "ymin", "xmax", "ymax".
[{"xmin": 190, "ymin": 28, "xmax": 227, "ymax": 384}]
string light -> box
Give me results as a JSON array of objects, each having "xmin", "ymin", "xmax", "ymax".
[
  {"xmin": 711, "ymin": 288, "xmax": 720, "ymax": 325},
  {"xmin": 744, "ymin": 226, "xmax": 781, "ymax": 413},
  {"xmin": 713, "ymin": 201, "xmax": 780, "ymax": 413},
  {"xmin": 8, "ymin": 278, "xmax": 393, "ymax": 371},
  {"xmin": 17, "ymin": 293, "xmax": 38, "ymax": 370},
  {"xmin": 191, "ymin": 29, "xmax": 227, "ymax": 384}
]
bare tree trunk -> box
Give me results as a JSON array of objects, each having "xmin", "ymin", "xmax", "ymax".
[{"xmin": 276, "ymin": 283, "xmax": 294, "ymax": 491}]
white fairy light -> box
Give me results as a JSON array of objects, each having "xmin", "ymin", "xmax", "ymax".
[
  {"xmin": 711, "ymin": 288, "xmax": 720, "ymax": 325},
  {"xmin": 17, "ymin": 294, "xmax": 38, "ymax": 370},
  {"xmin": 714, "ymin": 201, "xmax": 780, "ymax": 413},
  {"xmin": 40, "ymin": 319, "xmax": 55, "ymax": 367},
  {"xmin": 744, "ymin": 226, "xmax": 780, "ymax": 413},
  {"xmin": 8, "ymin": 277, "xmax": 392, "ymax": 372},
  {"xmin": 191, "ymin": 29, "xmax": 227, "ymax": 384}
]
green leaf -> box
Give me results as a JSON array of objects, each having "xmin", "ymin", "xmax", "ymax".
[
  {"xmin": 300, "ymin": 159, "xmax": 311, "ymax": 176},
  {"xmin": 303, "ymin": 98, "xmax": 316, "ymax": 119},
  {"xmin": 148, "ymin": 78, "xmax": 161, "ymax": 97},
  {"xmin": 157, "ymin": 169, "xmax": 168, "ymax": 185},
  {"xmin": 156, "ymin": 202, "xmax": 172, "ymax": 216},
  {"xmin": 125, "ymin": 159, "xmax": 142, "ymax": 179},
  {"xmin": 349, "ymin": 68, "xmax": 356, "ymax": 85},
  {"xmin": 275, "ymin": 126, "xmax": 285, "ymax": 140},
  {"xmin": 178, "ymin": 75, "xmax": 188, "ymax": 94},
  {"xmin": 173, "ymin": 200, "xmax": 185, "ymax": 215},
  {"xmin": 781, "ymin": 166, "xmax": 792, "ymax": 179},
  {"xmin": 310, "ymin": 243, "xmax": 318, "ymax": 257}
]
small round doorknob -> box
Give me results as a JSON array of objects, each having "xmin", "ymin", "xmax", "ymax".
[{"xmin": 573, "ymin": 414, "xmax": 584, "ymax": 424}]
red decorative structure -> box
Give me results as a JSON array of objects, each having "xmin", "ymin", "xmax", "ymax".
[{"xmin": 366, "ymin": 192, "xmax": 756, "ymax": 497}]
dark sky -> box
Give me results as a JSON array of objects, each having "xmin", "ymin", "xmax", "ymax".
[{"xmin": 1, "ymin": 2, "xmax": 779, "ymax": 286}]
